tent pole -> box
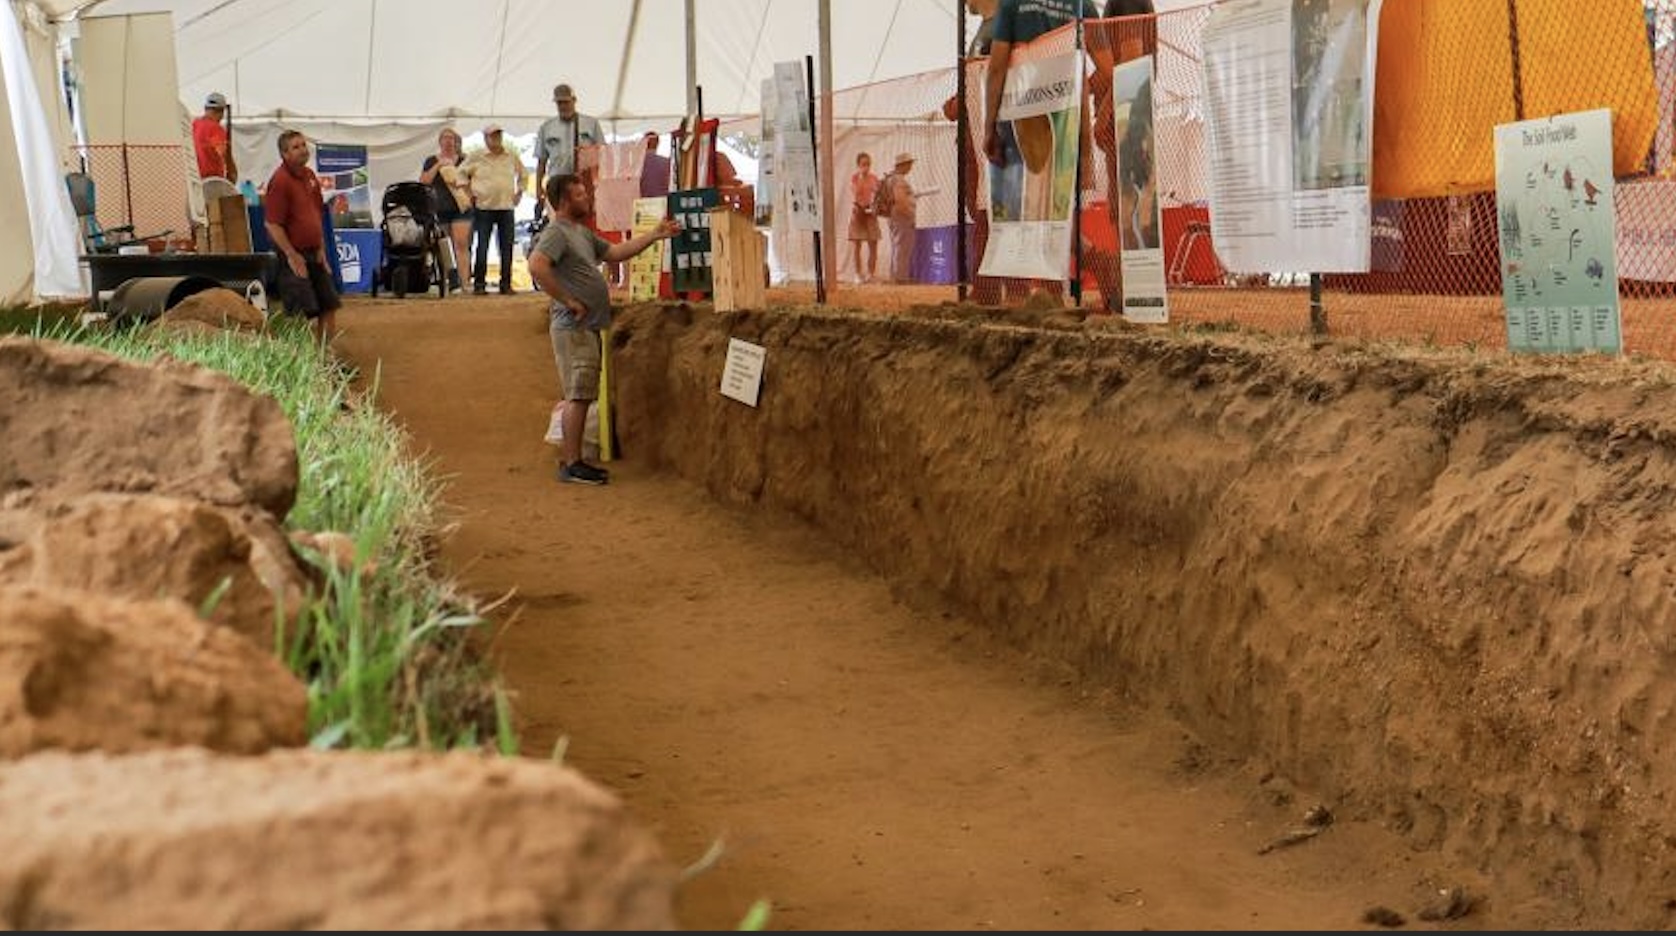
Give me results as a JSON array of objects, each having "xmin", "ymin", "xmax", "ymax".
[
  {"xmin": 612, "ymin": 0, "xmax": 643, "ymax": 125},
  {"xmin": 363, "ymin": 0, "xmax": 377, "ymax": 116},
  {"xmin": 956, "ymin": 6, "xmax": 968, "ymax": 303},
  {"xmin": 818, "ymin": 0, "xmax": 837, "ymax": 294},
  {"xmin": 807, "ymin": 55, "xmax": 825, "ymax": 305},
  {"xmin": 685, "ymin": 0, "xmax": 698, "ymax": 117}
]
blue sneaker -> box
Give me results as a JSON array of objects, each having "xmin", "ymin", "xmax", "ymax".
[{"xmin": 557, "ymin": 461, "xmax": 609, "ymax": 485}]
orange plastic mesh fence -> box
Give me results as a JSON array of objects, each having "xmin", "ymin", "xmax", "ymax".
[
  {"xmin": 67, "ymin": 144, "xmax": 194, "ymax": 247},
  {"xmin": 753, "ymin": 2, "xmax": 1676, "ymax": 361}
]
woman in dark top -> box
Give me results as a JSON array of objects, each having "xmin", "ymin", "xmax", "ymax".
[{"xmin": 419, "ymin": 127, "xmax": 473, "ymax": 290}]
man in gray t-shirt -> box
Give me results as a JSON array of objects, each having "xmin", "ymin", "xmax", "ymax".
[{"xmin": 528, "ymin": 173, "xmax": 680, "ymax": 486}]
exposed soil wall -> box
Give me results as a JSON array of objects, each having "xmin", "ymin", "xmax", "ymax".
[{"xmin": 611, "ymin": 302, "xmax": 1676, "ymax": 927}]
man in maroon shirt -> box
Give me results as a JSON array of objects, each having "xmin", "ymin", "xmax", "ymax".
[{"xmin": 263, "ymin": 130, "xmax": 341, "ymax": 345}]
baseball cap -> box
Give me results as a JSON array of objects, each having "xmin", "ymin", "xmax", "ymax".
[
  {"xmin": 204, "ymin": 92, "xmax": 227, "ymax": 108},
  {"xmin": 553, "ymin": 83, "xmax": 576, "ymax": 102},
  {"xmin": 484, "ymin": 122, "xmax": 504, "ymax": 135},
  {"xmin": 894, "ymin": 152, "xmax": 914, "ymax": 165}
]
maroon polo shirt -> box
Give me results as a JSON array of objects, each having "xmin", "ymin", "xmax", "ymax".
[{"xmin": 263, "ymin": 162, "xmax": 325, "ymax": 253}]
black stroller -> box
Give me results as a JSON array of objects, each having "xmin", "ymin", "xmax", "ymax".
[{"xmin": 371, "ymin": 181, "xmax": 450, "ymax": 298}]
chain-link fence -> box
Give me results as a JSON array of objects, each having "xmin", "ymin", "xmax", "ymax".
[
  {"xmin": 743, "ymin": 2, "xmax": 1676, "ymax": 360},
  {"xmin": 66, "ymin": 144, "xmax": 194, "ymax": 251}
]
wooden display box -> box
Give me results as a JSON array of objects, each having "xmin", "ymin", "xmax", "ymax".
[
  {"xmin": 206, "ymin": 194, "xmax": 252, "ymax": 253},
  {"xmin": 709, "ymin": 207, "xmax": 765, "ymax": 312}
]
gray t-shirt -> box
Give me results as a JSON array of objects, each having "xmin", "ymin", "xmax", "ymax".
[
  {"xmin": 535, "ymin": 218, "xmax": 613, "ymax": 330},
  {"xmin": 537, "ymin": 113, "xmax": 605, "ymax": 179}
]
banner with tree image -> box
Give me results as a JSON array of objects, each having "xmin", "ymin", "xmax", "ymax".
[
  {"xmin": 1201, "ymin": 0, "xmax": 1383, "ymax": 273},
  {"xmin": 979, "ymin": 51, "xmax": 1082, "ymax": 280},
  {"xmin": 1114, "ymin": 55, "xmax": 1167, "ymax": 323}
]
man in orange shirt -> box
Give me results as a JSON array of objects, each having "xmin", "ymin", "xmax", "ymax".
[{"xmin": 192, "ymin": 92, "xmax": 238, "ymax": 182}]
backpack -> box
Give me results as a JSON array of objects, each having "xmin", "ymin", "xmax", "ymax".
[{"xmin": 871, "ymin": 173, "xmax": 895, "ymax": 216}]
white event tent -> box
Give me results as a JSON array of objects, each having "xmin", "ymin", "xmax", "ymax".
[
  {"xmin": 0, "ymin": 0, "xmax": 994, "ymax": 304},
  {"xmin": 1, "ymin": 0, "xmax": 1207, "ymax": 304}
]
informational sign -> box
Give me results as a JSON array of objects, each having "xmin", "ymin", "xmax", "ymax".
[
  {"xmin": 628, "ymin": 197, "xmax": 667, "ymax": 301},
  {"xmin": 979, "ymin": 50, "xmax": 1082, "ymax": 280},
  {"xmin": 1113, "ymin": 56, "xmax": 1168, "ymax": 323},
  {"xmin": 773, "ymin": 61, "xmax": 821, "ymax": 232},
  {"xmin": 1200, "ymin": 0, "xmax": 1383, "ymax": 273},
  {"xmin": 315, "ymin": 143, "xmax": 373, "ymax": 229},
  {"xmin": 669, "ymin": 187, "xmax": 719, "ymax": 294},
  {"xmin": 757, "ymin": 77, "xmax": 777, "ymax": 226},
  {"xmin": 1495, "ymin": 108, "xmax": 1621, "ymax": 355},
  {"xmin": 720, "ymin": 337, "xmax": 767, "ymax": 408}
]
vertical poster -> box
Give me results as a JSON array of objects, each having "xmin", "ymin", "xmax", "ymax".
[
  {"xmin": 628, "ymin": 196, "xmax": 668, "ymax": 301},
  {"xmin": 1200, "ymin": 0, "xmax": 1382, "ymax": 273},
  {"xmin": 773, "ymin": 61, "xmax": 821, "ymax": 232},
  {"xmin": 669, "ymin": 187, "xmax": 718, "ymax": 293},
  {"xmin": 314, "ymin": 143, "xmax": 372, "ymax": 229},
  {"xmin": 1113, "ymin": 56, "xmax": 1167, "ymax": 323},
  {"xmin": 979, "ymin": 50, "xmax": 1082, "ymax": 280},
  {"xmin": 757, "ymin": 77, "xmax": 777, "ymax": 226},
  {"xmin": 1495, "ymin": 108, "xmax": 1621, "ymax": 355}
]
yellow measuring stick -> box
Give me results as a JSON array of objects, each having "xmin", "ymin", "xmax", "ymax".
[{"xmin": 598, "ymin": 327, "xmax": 614, "ymax": 462}]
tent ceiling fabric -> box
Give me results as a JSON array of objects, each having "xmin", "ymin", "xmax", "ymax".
[{"xmin": 59, "ymin": 0, "xmax": 981, "ymax": 132}]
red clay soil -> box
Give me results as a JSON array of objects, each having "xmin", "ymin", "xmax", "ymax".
[{"xmin": 334, "ymin": 293, "xmax": 1501, "ymax": 931}]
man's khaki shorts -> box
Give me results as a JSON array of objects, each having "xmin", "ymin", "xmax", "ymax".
[{"xmin": 549, "ymin": 324, "xmax": 601, "ymax": 402}]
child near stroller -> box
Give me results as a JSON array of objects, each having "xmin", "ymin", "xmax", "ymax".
[{"xmin": 372, "ymin": 181, "xmax": 450, "ymax": 298}]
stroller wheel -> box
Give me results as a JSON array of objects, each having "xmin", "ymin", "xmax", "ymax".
[{"xmin": 390, "ymin": 266, "xmax": 408, "ymax": 299}]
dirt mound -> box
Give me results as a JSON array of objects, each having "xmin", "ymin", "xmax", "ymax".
[
  {"xmin": 0, "ymin": 330, "xmax": 680, "ymax": 930},
  {"xmin": 0, "ymin": 747, "xmax": 679, "ymax": 929},
  {"xmin": 0, "ymin": 584, "xmax": 306, "ymax": 757},
  {"xmin": 609, "ymin": 302, "xmax": 1676, "ymax": 927},
  {"xmin": 0, "ymin": 492, "xmax": 311, "ymax": 648},
  {"xmin": 0, "ymin": 337, "xmax": 297, "ymax": 515},
  {"xmin": 156, "ymin": 288, "xmax": 267, "ymax": 333}
]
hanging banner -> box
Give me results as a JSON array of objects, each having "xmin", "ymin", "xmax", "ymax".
[
  {"xmin": 757, "ymin": 77, "xmax": 777, "ymax": 226},
  {"xmin": 628, "ymin": 196, "xmax": 668, "ymax": 301},
  {"xmin": 1113, "ymin": 56, "xmax": 1168, "ymax": 323},
  {"xmin": 1200, "ymin": 0, "xmax": 1382, "ymax": 273},
  {"xmin": 314, "ymin": 143, "xmax": 373, "ymax": 229},
  {"xmin": 773, "ymin": 61, "xmax": 821, "ymax": 233},
  {"xmin": 979, "ymin": 50, "xmax": 1082, "ymax": 280},
  {"xmin": 1494, "ymin": 109, "xmax": 1621, "ymax": 355}
]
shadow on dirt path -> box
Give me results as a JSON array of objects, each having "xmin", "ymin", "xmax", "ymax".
[{"xmin": 334, "ymin": 296, "xmax": 1453, "ymax": 931}]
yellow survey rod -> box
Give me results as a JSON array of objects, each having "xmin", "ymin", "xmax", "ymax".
[{"xmin": 599, "ymin": 327, "xmax": 614, "ymax": 462}]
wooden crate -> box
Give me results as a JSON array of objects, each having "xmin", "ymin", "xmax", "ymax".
[
  {"xmin": 710, "ymin": 207, "xmax": 765, "ymax": 312},
  {"xmin": 206, "ymin": 194, "xmax": 252, "ymax": 253}
]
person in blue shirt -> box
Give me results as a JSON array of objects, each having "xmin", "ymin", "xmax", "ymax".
[{"xmin": 981, "ymin": 0, "xmax": 1101, "ymax": 166}]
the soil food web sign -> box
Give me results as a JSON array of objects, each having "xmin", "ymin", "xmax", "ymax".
[{"xmin": 1494, "ymin": 109, "xmax": 1622, "ymax": 355}]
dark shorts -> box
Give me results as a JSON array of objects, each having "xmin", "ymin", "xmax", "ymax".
[
  {"xmin": 438, "ymin": 206, "xmax": 474, "ymax": 226},
  {"xmin": 276, "ymin": 256, "xmax": 343, "ymax": 319}
]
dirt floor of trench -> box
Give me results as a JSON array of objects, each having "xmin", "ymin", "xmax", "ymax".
[{"xmin": 328, "ymin": 290, "xmax": 1551, "ymax": 932}]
